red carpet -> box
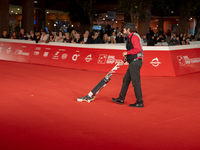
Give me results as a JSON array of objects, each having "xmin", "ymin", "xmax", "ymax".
[{"xmin": 0, "ymin": 60, "xmax": 200, "ymax": 150}]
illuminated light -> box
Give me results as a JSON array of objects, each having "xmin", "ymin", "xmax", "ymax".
[
  {"xmin": 63, "ymin": 25, "xmax": 65, "ymax": 27},
  {"xmin": 135, "ymin": 6, "xmax": 138, "ymax": 8},
  {"xmin": 47, "ymin": 12, "xmax": 49, "ymax": 14},
  {"xmin": 116, "ymin": 21, "xmax": 118, "ymax": 23},
  {"xmin": 34, "ymin": 1, "xmax": 38, "ymax": 3},
  {"xmin": 11, "ymin": 11, "xmax": 13, "ymax": 13},
  {"xmin": 95, "ymin": 14, "xmax": 97, "ymax": 16},
  {"xmin": 103, "ymin": 18, "xmax": 105, "ymax": 20},
  {"xmin": 54, "ymin": 24, "xmax": 56, "ymax": 26},
  {"xmin": 15, "ymin": 12, "xmax": 18, "ymax": 14},
  {"xmin": 112, "ymin": 19, "xmax": 114, "ymax": 21},
  {"xmin": 190, "ymin": 17, "xmax": 192, "ymax": 19},
  {"xmin": 71, "ymin": 25, "xmax": 73, "ymax": 27},
  {"xmin": 106, "ymin": 15, "xmax": 108, "ymax": 17},
  {"xmin": 171, "ymin": 11, "xmax": 174, "ymax": 13},
  {"xmin": 177, "ymin": 24, "xmax": 179, "ymax": 26},
  {"xmin": 17, "ymin": 8, "xmax": 20, "ymax": 10},
  {"xmin": 48, "ymin": 23, "xmax": 50, "ymax": 25}
]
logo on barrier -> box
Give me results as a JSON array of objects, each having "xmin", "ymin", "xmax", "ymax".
[
  {"xmin": 106, "ymin": 55, "xmax": 115, "ymax": 64},
  {"xmin": 35, "ymin": 47, "xmax": 41, "ymax": 50},
  {"xmin": 177, "ymin": 55, "xmax": 200, "ymax": 66},
  {"xmin": 15, "ymin": 49, "xmax": 30, "ymax": 56},
  {"xmin": 150, "ymin": 57, "xmax": 162, "ymax": 67},
  {"xmin": 34, "ymin": 51, "xmax": 40, "ymax": 55},
  {"xmin": 61, "ymin": 53, "xmax": 68, "ymax": 59},
  {"xmin": 85, "ymin": 54, "xmax": 92, "ymax": 62},
  {"xmin": 177, "ymin": 56, "xmax": 185, "ymax": 66},
  {"xmin": 52, "ymin": 51, "xmax": 60, "ymax": 60},
  {"xmin": 43, "ymin": 52, "xmax": 49, "ymax": 57},
  {"xmin": 97, "ymin": 54, "xmax": 107, "ymax": 64},
  {"xmin": 72, "ymin": 54, "xmax": 80, "ymax": 61},
  {"xmin": 6, "ymin": 47, "xmax": 11, "ymax": 54}
]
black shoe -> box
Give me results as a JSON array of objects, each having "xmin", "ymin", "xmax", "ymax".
[
  {"xmin": 129, "ymin": 103, "xmax": 144, "ymax": 108},
  {"xmin": 112, "ymin": 97, "xmax": 124, "ymax": 105}
]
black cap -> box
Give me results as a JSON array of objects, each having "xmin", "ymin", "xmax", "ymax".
[{"xmin": 123, "ymin": 22, "xmax": 135, "ymax": 29}]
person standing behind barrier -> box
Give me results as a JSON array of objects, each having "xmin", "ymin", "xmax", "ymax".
[
  {"xmin": 63, "ymin": 32, "xmax": 71, "ymax": 43},
  {"xmin": 110, "ymin": 36, "xmax": 116, "ymax": 44},
  {"xmin": 116, "ymin": 32, "xmax": 124, "ymax": 43},
  {"xmin": 92, "ymin": 32, "xmax": 102, "ymax": 43},
  {"xmin": 147, "ymin": 35, "xmax": 157, "ymax": 46},
  {"xmin": 19, "ymin": 29, "xmax": 28, "ymax": 40},
  {"xmin": 80, "ymin": 33, "xmax": 91, "ymax": 44},
  {"xmin": 102, "ymin": 33, "xmax": 110, "ymax": 44},
  {"xmin": 35, "ymin": 31, "xmax": 41, "ymax": 43},
  {"xmin": 112, "ymin": 22, "xmax": 144, "ymax": 108},
  {"xmin": 51, "ymin": 30, "xmax": 57, "ymax": 41},
  {"xmin": 39, "ymin": 29, "xmax": 48, "ymax": 43},
  {"xmin": 2, "ymin": 31, "xmax": 9, "ymax": 38},
  {"xmin": 55, "ymin": 31, "xmax": 64, "ymax": 42},
  {"xmin": 185, "ymin": 37, "xmax": 190, "ymax": 45},
  {"xmin": 168, "ymin": 33, "xmax": 180, "ymax": 46},
  {"xmin": 11, "ymin": 31, "xmax": 18, "ymax": 39},
  {"xmin": 71, "ymin": 33, "xmax": 82, "ymax": 43},
  {"xmin": 70, "ymin": 30, "xmax": 76, "ymax": 41},
  {"xmin": 29, "ymin": 30, "xmax": 36, "ymax": 41}
]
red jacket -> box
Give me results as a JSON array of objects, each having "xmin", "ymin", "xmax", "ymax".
[{"xmin": 127, "ymin": 32, "xmax": 142, "ymax": 59}]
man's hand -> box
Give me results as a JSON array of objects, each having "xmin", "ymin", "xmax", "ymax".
[
  {"xmin": 123, "ymin": 51, "xmax": 127, "ymax": 56},
  {"xmin": 118, "ymin": 60, "xmax": 124, "ymax": 66}
]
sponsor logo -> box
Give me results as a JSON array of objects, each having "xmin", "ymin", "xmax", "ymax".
[
  {"xmin": 45, "ymin": 48, "xmax": 51, "ymax": 50},
  {"xmin": 177, "ymin": 55, "xmax": 200, "ymax": 66},
  {"xmin": 61, "ymin": 53, "xmax": 68, "ymax": 59},
  {"xmin": 97, "ymin": 54, "xmax": 107, "ymax": 64},
  {"xmin": 35, "ymin": 47, "xmax": 41, "ymax": 50},
  {"xmin": 22, "ymin": 46, "xmax": 27, "ymax": 48},
  {"xmin": 150, "ymin": 57, "xmax": 162, "ymax": 67},
  {"xmin": 177, "ymin": 56, "xmax": 185, "ymax": 66},
  {"xmin": 106, "ymin": 55, "xmax": 121, "ymax": 64},
  {"xmin": 85, "ymin": 54, "xmax": 92, "ymax": 62},
  {"xmin": 72, "ymin": 54, "xmax": 80, "ymax": 61},
  {"xmin": 34, "ymin": 51, "xmax": 40, "ymax": 56},
  {"xmin": 97, "ymin": 54, "xmax": 123, "ymax": 65},
  {"xmin": 15, "ymin": 49, "xmax": 30, "ymax": 56},
  {"xmin": 106, "ymin": 55, "xmax": 115, "ymax": 64},
  {"xmin": 6, "ymin": 47, "xmax": 11, "ymax": 54},
  {"xmin": 43, "ymin": 52, "xmax": 49, "ymax": 57},
  {"xmin": 52, "ymin": 51, "xmax": 60, "ymax": 60}
]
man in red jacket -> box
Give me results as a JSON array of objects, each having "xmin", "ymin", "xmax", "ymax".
[{"xmin": 112, "ymin": 22, "xmax": 144, "ymax": 108}]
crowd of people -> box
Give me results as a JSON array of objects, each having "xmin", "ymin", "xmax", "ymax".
[
  {"xmin": 1, "ymin": 28, "xmax": 126, "ymax": 44},
  {"xmin": 1, "ymin": 27, "xmax": 200, "ymax": 46},
  {"xmin": 143, "ymin": 28, "xmax": 200, "ymax": 46}
]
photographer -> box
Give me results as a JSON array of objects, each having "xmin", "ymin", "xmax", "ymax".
[
  {"xmin": 168, "ymin": 33, "xmax": 180, "ymax": 46},
  {"xmin": 91, "ymin": 32, "xmax": 102, "ymax": 44}
]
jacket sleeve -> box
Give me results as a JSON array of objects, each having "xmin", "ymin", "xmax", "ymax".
[{"xmin": 127, "ymin": 35, "xmax": 141, "ymax": 55}]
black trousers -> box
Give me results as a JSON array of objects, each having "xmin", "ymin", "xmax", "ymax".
[{"xmin": 119, "ymin": 59, "xmax": 143, "ymax": 103}]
